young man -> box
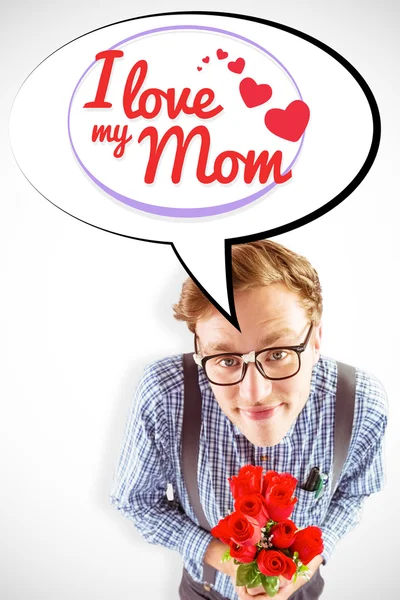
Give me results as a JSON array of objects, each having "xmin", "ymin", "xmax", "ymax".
[{"xmin": 110, "ymin": 240, "xmax": 387, "ymax": 600}]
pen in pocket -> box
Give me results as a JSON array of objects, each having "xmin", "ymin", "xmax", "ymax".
[{"xmin": 304, "ymin": 466, "xmax": 320, "ymax": 491}]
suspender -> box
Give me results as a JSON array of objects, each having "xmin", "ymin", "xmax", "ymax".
[
  {"xmin": 332, "ymin": 361, "xmax": 356, "ymax": 496},
  {"xmin": 181, "ymin": 354, "xmax": 356, "ymax": 587},
  {"xmin": 182, "ymin": 353, "xmax": 216, "ymax": 587}
]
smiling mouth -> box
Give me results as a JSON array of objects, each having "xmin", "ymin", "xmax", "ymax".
[{"xmin": 239, "ymin": 404, "xmax": 283, "ymax": 421}]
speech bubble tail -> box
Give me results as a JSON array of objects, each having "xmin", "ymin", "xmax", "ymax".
[{"xmin": 172, "ymin": 240, "xmax": 240, "ymax": 331}]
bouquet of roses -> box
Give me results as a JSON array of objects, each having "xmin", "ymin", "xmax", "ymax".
[{"xmin": 211, "ymin": 465, "xmax": 324, "ymax": 597}]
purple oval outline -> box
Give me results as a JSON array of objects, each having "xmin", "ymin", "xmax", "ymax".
[{"xmin": 68, "ymin": 24, "xmax": 305, "ymax": 218}]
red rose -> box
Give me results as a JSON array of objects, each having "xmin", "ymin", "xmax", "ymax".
[
  {"xmin": 282, "ymin": 553, "xmax": 297, "ymax": 580},
  {"xmin": 262, "ymin": 470, "xmax": 279, "ymax": 495},
  {"xmin": 211, "ymin": 514, "xmax": 232, "ymax": 545},
  {"xmin": 229, "ymin": 540, "xmax": 257, "ymax": 563},
  {"xmin": 262, "ymin": 471, "xmax": 297, "ymax": 496},
  {"xmin": 229, "ymin": 465, "xmax": 263, "ymax": 499},
  {"xmin": 256, "ymin": 550, "xmax": 296, "ymax": 580},
  {"xmin": 277, "ymin": 473, "xmax": 297, "ymax": 489},
  {"xmin": 228, "ymin": 511, "xmax": 261, "ymax": 547},
  {"xmin": 234, "ymin": 494, "xmax": 269, "ymax": 528},
  {"xmin": 265, "ymin": 483, "xmax": 298, "ymax": 521},
  {"xmin": 290, "ymin": 526, "xmax": 324, "ymax": 565},
  {"xmin": 269, "ymin": 520, "xmax": 297, "ymax": 548}
]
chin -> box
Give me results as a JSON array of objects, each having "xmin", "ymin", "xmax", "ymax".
[
  {"xmin": 237, "ymin": 423, "xmax": 286, "ymax": 448},
  {"xmin": 232, "ymin": 412, "xmax": 289, "ymax": 447},
  {"xmin": 248, "ymin": 432, "xmax": 286, "ymax": 448}
]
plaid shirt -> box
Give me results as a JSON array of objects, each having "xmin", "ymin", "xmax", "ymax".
[{"xmin": 110, "ymin": 354, "xmax": 387, "ymax": 599}]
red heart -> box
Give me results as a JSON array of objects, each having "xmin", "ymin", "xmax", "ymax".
[
  {"xmin": 228, "ymin": 58, "xmax": 245, "ymax": 74},
  {"xmin": 197, "ymin": 66, "xmax": 202, "ymax": 71},
  {"xmin": 264, "ymin": 100, "xmax": 310, "ymax": 142},
  {"xmin": 217, "ymin": 49, "xmax": 228, "ymax": 60},
  {"xmin": 202, "ymin": 56, "xmax": 210, "ymax": 63},
  {"xmin": 239, "ymin": 78, "xmax": 272, "ymax": 108}
]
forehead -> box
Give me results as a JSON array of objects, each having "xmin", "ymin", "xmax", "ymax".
[{"xmin": 196, "ymin": 284, "xmax": 308, "ymax": 352}]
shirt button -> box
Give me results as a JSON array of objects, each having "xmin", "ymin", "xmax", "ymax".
[{"xmin": 261, "ymin": 455, "xmax": 268, "ymax": 461}]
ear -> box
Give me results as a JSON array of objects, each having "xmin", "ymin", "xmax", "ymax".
[{"xmin": 312, "ymin": 321, "xmax": 322, "ymax": 365}]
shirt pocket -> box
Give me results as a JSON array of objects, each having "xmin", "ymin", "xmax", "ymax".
[{"xmin": 292, "ymin": 486, "xmax": 324, "ymax": 528}]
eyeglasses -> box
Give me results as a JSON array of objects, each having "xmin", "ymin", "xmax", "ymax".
[{"xmin": 193, "ymin": 322, "xmax": 314, "ymax": 386}]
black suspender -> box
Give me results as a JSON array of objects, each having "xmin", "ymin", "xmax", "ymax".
[
  {"xmin": 332, "ymin": 362, "xmax": 356, "ymax": 496},
  {"xmin": 181, "ymin": 354, "xmax": 356, "ymax": 587},
  {"xmin": 182, "ymin": 353, "xmax": 216, "ymax": 587}
]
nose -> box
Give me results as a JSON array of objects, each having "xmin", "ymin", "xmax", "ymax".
[{"xmin": 239, "ymin": 362, "xmax": 273, "ymax": 404}]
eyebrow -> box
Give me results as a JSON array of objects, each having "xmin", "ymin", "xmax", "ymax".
[{"xmin": 203, "ymin": 327, "xmax": 299, "ymax": 354}]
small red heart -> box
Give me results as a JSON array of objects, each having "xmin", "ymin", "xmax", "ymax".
[
  {"xmin": 217, "ymin": 49, "xmax": 228, "ymax": 60},
  {"xmin": 264, "ymin": 100, "xmax": 310, "ymax": 142},
  {"xmin": 197, "ymin": 66, "xmax": 202, "ymax": 71},
  {"xmin": 228, "ymin": 57, "xmax": 245, "ymax": 74},
  {"xmin": 239, "ymin": 78, "xmax": 272, "ymax": 108},
  {"xmin": 202, "ymin": 56, "xmax": 210, "ymax": 63}
]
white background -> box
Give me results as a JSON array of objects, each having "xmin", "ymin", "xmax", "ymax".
[{"xmin": 1, "ymin": 1, "xmax": 398, "ymax": 599}]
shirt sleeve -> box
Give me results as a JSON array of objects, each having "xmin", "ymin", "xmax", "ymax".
[
  {"xmin": 320, "ymin": 372, "xmax": 388, "ymax": 564},
  {"xmin": 109, "ymin": 363, "xmax": 214, "ymax": 575}
]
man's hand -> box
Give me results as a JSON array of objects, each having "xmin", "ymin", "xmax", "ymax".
[
  {"xmin": 204, "ymin": 540, "xmax": 269, "ymax": 599},
  {"xmin": 231, "ymin": 555, "xmax": 323, "ymax": 599},
  {"xmin": 274, "ymin": 555, "xmax": 323, "ymax": 599},
  {"xmin": 233, "ymin": 568, "xmax": 290, "ymax": 598},
  {"xmin": 229, "ymin": 560, "xmax": 269, "ymax": 600},
  {"xmin": 235, "ymin": 583, "xmax": 269, "ymax": 599},
  {"xmin": 204, "ymin": 540, "xmax": 323, "ymax": 600}
]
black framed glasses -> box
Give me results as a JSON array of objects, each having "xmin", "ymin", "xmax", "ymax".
[{"xmin": 193, "ymin": 322, "xmax": 314, "ymax": 386}]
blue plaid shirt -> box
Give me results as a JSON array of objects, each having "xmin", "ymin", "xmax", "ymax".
[{"xmin": 110, "ymin": 354, "xmax": 387, "ymax": 599}]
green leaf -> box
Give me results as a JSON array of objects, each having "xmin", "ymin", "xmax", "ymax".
[
  {"xmin": 260, "ymin": 574, "xmax": 280, "ymax": 597},
  {"xmin": 263, "ymin": 519, "xmax": 278, "ymax": 535},
  {"xmin": 236, "ymin": 563, "xmax": 258, "ymax": 587},
  {"xmin": 248, "ymin": 565, "xmax": 263, "ymax": 585},
  {"xmin": 299, "ymin": 565, "xmax": 309, "ymax": 573},
  {"xmin": 246, "ymin": 573, "xmax": 262, "ymax": 588},
  {"xmin": 221, "ymin": 548, "xmax": 231, "ymax": 563}
]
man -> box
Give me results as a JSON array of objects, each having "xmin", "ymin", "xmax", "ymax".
[{"xmin": 110, "ymin": 240, "xmax": 387, "ymax": 599}]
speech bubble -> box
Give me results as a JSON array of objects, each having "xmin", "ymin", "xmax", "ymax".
[{"xmin": 9, "ymin": 11, "xmax": 380, "ymax": 329}]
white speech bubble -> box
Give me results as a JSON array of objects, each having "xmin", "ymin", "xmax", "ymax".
[{"xmin": 9, "ymin": 11, "xmax": 380, "ymax": 327}]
